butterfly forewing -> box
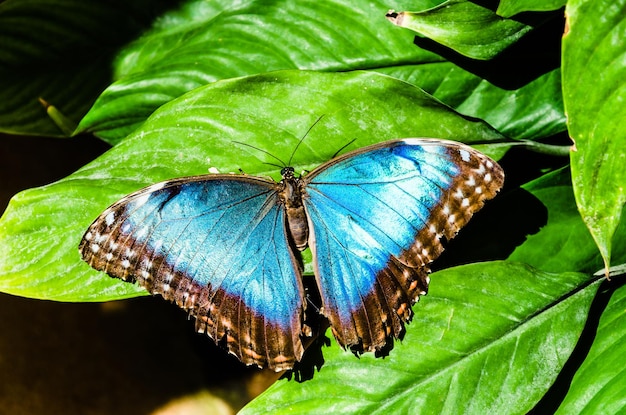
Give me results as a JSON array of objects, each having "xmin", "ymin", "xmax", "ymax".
[
  {"xmin": 302, "ymin": 139, "xmax": 504, "ymax": 352},
  {"xmin": 79, "ymin": 175, "xmax": 307, "ymax": 371}
]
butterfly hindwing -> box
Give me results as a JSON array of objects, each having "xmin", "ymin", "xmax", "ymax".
[
  {"xmin": 79, "ymin": 175, "xmax": 306, "ymax": 371},
  {"xmin": 303, "ymin": 139, "xmax": 504, "ymax": 352}
]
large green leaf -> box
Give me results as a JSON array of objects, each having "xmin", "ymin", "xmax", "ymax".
[
  {"xmin": 241, "ymin": 262, "xmax": 598, "ymax": 415},
  {"xmin": 385, "ymin": 0, "xmax": 535, "ymax": 60},
  {"xmin": 0, "ymin": 70, "xmax": 505, "ymax": 301},
  {"xmin": 0, "ymin": 0, "xmax": 172, "ymax": 136},
  {"xmin": 556, "ymin": 282, "xmax": 626, "ymax": 414},
  {"xmin": 563, "ymin": 0, "xmax": 626, "ymax": 271},
  {"xmin": 76, "ymin": 0, "xmax": 441, "ymax": 144},
  {"xmin": 376, "ymin": 64, "xmax": 565, "ymax": 140},
  {"xmin": 508, "ymin": 167, "xmax": 626, "ymax": 274},
  {"xmin": 496, "ymin": 0, "xmax": 566, "ymax": 18}
]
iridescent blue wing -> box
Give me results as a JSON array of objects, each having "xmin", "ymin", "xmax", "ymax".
[
  {"xmin": 302, "ymin": 139, "xmax": 504, "ymax": 352},
  {"xmin": 79, "ymin": 176, "xmax": 306, "ymax": 371}
]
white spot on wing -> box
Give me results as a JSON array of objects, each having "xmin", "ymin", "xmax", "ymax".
[
  {"xmin": 459, "ymin": 149, "xmax": 471, "ymax": 162},
  {"xmin": 148, "ymin": 182, "xmax": 166, "ymax": 192},
  {"xmin": 90, "ymin": 244, "xmax": 100, "ymax": 253},
  {"xmin": 105, "ymin": 212, "xmax": 115, "ymax": 226},
  {"xmin": 187, "ymin": 293, "xmax": 195, "ymax": 302},
  {"xmin": 153, "ymin": 239, "xmax": 164, "ymax": 252},
  {"xmin": 121, "ymin": 259, "xmax": 130, "ymax": 268},
  {"xmin": 134, "ymin": 193, "xmax": 150, "ymax": 207}
]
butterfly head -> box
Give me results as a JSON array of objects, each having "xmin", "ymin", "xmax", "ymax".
[{"xmin": 280, "ymin": 166, "xmax": 297, "ymax": 180}]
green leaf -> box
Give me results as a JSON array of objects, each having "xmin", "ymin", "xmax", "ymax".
[
  {"xmin": 76, "ymin": 0, "xmax": 440, "ymax": 144},
  {"xmin": 0, "ymin": 0, "xmax": 168, "ymax": 136},
  {"xmin": 556, "ymin": 281, "xmax": 626, "ymax": 414},
  {"xmin": 0, "ymin": 70, "xmax": 505, "ymax": 301},
  {"xmin": 385, "ymin": 0, "xmax": 534, "ymax": 60},
  {"xmin": 241, "ymin": 262, "xmax": 598, "ymax": 415},
  {"xmin": 376, "ymin": 64, "xmax": 565, "ymax": 140},
  {"xmin": 508, "ymin": 167, "xmax": 626, "ymax": 274},
  {"xmin": 496, "ymin": 0, "xmax": 566, "ymax": 18},
  {"xmin": 563, "ymin": 0, "xmax": 626, "ymax": 271},
  {"xmin": 111, "ymin": 0, "xmax": 254, "ymax": 79}
]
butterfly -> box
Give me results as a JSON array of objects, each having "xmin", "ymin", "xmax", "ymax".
[{"xmin": 79, "ymin": 138, "xmax": 504, "ymax": 371}]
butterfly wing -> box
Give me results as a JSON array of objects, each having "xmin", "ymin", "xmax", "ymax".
[
  {"xmin": 79, "ymin": 175, "xmax": 306, "ymax": 371},
  {"xmin": 303, "ymin": 139, "xmax": 504, "ymax": 352}
]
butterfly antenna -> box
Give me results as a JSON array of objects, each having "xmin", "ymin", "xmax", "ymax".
[
  {"xmin": 232, "ymin": 140, "xmax": 287, "ymax": 168},
  {"xmin": 331, "ymin": 138, "xmax": 357, "ymax": 159},
  {"xmin": 288, "ymin": 115, "xmax": 325, "ymax": 166}
]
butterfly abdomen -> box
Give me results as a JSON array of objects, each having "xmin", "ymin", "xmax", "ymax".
[{"xmin": 278, "ymin": 173, "xmax": 309, "ymax": 251}]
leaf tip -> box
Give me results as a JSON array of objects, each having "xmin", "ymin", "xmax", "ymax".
[
  {"xmin": 385, "ymin": 10, "xmax": 404, "ymax": 26},
  {"xmin": 39, "ymin": 97, "xmax": 78, "ymax": 137}
]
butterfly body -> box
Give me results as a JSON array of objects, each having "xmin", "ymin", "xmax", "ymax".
[
  {"xmin": 278, "ymin": 167, "xmax": 309, "ymax": 250},
  {"xmin": 80, "ymin": 139, "xmax": 504, "ymax": 371}
]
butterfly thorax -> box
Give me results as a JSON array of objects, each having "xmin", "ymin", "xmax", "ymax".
[{"xmin": 279, "ymin": 167, "xmax": 309, "ymax": 251}]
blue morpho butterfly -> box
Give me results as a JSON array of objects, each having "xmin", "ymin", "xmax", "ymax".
[{"xmin": 79, "ymin": 136, "xmax": 504, "ymax": 372}]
